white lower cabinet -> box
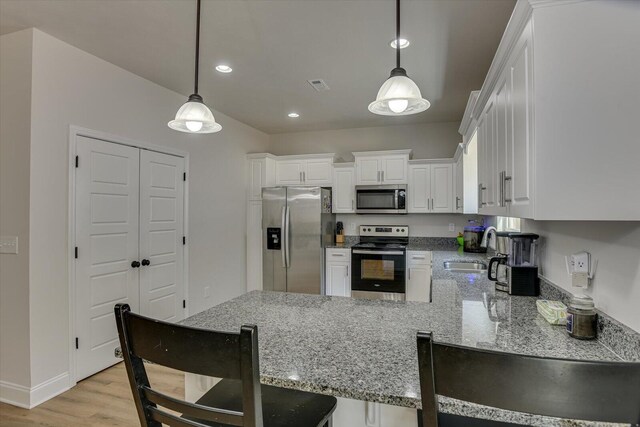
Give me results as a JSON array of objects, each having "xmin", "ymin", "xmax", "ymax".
[
  {"xmin": 406, "ymin": 251, "xmax": 432, "ymax": 303},
  {"xmin": 333, "ymin": 397, "xmax": 418, "ymax": 427},
  {"xmin": 325, "ymin": 248, "xmax": 351, "ymax": 297}
]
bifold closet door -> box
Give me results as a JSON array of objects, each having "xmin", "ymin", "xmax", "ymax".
[
  {"xmin": 139, "ymin": 150, "xmax": 185, "ymax": 322},
  {"xmin": 75, "ymin": 136, "xmax": 140, "ymax": 381}
]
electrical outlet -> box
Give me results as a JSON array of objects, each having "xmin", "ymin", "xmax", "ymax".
[
  {"xmin": 448, "ymin": 223, "xmax": 455, "ymax": 232},
  {"xmin": 572, "ymin": 252, "xmax": 590, "ymax": 273},
  {"xmin": 204, "ymin": 286, "xmax": 211, "ymax": 298}
]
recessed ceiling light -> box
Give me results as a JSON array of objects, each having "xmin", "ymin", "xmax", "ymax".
[
  {"xmin": 215, "ymin": 64, "xmax": 232, "ymax": 73},
  {"xmin": 287, "ymin": 112, "xmax": 300, "ymax": 118},
  {"xmin": 389, "ymin": 38, "xmax": 410, "ymax": 49}
]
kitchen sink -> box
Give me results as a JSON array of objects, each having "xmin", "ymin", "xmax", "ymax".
[{"xmin": 443, "ymin": 261, "xmax": 487, "ymax": 272}]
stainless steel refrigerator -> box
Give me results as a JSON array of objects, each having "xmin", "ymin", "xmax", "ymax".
[{"xmin": 262, "ymin": 187, "xmax": 335, "ymax": 294}]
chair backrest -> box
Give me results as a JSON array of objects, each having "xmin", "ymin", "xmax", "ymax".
[
  {"xmin": 114, "ymin": 303, "xmax": 263, "ymax": 427},
  {"xmin": 417, "ymin": 331, "xmax": 640, "ymax": 427}
]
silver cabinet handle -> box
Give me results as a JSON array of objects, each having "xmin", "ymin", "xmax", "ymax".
[
  {"xmin": 499, "ymin": 171, "xmax": 505, "ymax": 207},
  {"xmin": 303, "ymin": 171, "xmax": 306, "ymax": 182},
  {"xmin": 352, "ymin": 199, "xmax": 354, "ymax": 210},
  {"xmin": 381, "ymin": 171, "xmax": 384, "ymax": 182},
  {"xmin": 345, "ymin": 266, "xmax": 348, "ymax": 277},
  {"xmin": 412, "ymin": 255, "xmax": 426, "ymax": 259},
  {"xmin": 479, "ymin": 183, "xmax": 487, "ymax": 207},
  {"xmin": 504, "ymin": 174, "xmax": 512, "ymax": 203},
  {"xmin": 331, "ymin": 253, "xmax": 346, "ymax": 257},
  {"xmin": 455, "ymin": 196, "xmax": 460, "ymax": 210}
]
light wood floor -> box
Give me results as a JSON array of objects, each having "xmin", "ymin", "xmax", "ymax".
[{"xmin": 0, "ymin": 362, "xmax": 183, "ymax": 426}]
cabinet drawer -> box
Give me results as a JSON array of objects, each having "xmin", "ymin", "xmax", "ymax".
[
  {"xmin": 407, "ymin": 251, "xmax": 431, "ymax": 266},
  {"xmin": 326, "ymin": 248, "xmax": 351, "ymax": 259}
]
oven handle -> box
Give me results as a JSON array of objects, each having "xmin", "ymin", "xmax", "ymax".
[{"xmin": 352, "ymin": 250, "xmax": 405, "ymax": 255}]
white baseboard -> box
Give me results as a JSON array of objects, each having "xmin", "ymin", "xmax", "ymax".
[{"xmin": 0, "ymin": 371, "xmax": 70, "ymax": 409}]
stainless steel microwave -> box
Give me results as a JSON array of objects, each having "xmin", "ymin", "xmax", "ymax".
[{"xmin": 355, "ymin": 185, "xmax": 407, "ymax": 214}]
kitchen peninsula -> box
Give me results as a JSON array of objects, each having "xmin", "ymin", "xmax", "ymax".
[{"xmin": 180, "ymin": 250, "xmax": 636, "ymax": 427}]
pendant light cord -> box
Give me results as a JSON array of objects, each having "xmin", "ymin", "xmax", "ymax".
[
  {"xmin": 194, "ymin": 0, "xmax": 201, "ymax": 95},
  {"xmin": 396, "ymin": 0, "xmax": 400, "ymax": 69}
]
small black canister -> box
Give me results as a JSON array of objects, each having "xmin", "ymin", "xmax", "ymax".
[{"xmin": 566, "ymin": 295, "xmax": 597, "ymax": 340}]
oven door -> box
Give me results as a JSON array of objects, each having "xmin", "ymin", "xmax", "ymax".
[
  {"xmin": 355, "ymin": 186, "xmax": 406, "ymax": 214},
  {"xmin": 351, "ymin": 249, "xmax": 406, "ymax": 294}
]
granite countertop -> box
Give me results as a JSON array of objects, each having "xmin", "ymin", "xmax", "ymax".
[{"xmin": 182, "ymin": 249, "xmax": 627, "ymax": 427}]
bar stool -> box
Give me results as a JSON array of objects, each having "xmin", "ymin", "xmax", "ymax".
[
  {"xmin": 115, "ymin": 304, "xmax": 337, "ymax": 427},
  {"xmin": 416, "ymin": 331, "xmax": 640, "ymax": 426}
]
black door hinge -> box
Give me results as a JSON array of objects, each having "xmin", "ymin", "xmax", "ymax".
[
  {"xmin": 75, "ymin": 337, "xmax": 79, "ymax": 349},
  {"xmin": 183, "ymin": 236, "xmax": 186, "ymax": 245},
  {"xmin": 74, "ymin": 247, "xmax": 78, "ymax": 259},
  {"xmin": 183, "ymin": 172, "xmax": 186, "ymax": 181},
  {"xmin": 183, "ymin": 300, "xmax": 186, "ymax": 309},
  {"xmin": 75, "ymin": 156, "xmax": 79, "ymax": 168}
]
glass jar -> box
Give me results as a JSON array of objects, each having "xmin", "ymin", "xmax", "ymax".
[{"xmin": 566, "ymin": 295, "xmax": 597, "ymax": 340}]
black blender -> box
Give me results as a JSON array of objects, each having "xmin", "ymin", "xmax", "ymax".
[{"xmin": 506, "ymin": 233, "xmax": 540, "ymax": 296}]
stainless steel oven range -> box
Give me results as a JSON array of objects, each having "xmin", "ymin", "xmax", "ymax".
[{"xmin": 351, "ymin": 225, "xmax": 408, "ymax": 301}]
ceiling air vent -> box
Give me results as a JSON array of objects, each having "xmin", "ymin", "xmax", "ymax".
[{"xmin": 307, "ymin": 79, "xmax": 330, "ymax": 92}]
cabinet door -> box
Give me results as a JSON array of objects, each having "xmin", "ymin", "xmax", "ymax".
[
  {"xmin": 455, "ymin": 156, "xmax": 464, "ymax": 212},
  {"xmin": 406, "ymin": 251, "xmax": 432, "ymax": 303},
  {"xmin": 381, "ymin": 155, "xmax": 408, "ymax": 184},
  {"xmin": 476, "ymin": 117, "xmax": 487, "ymax": 211},
  {"xmin": 483, "ymin": 95, "xmax": 498, "ymax": 210},
  {"xmin": 248, "ymin": 159, "xmax": 265, "ymax": 200},
  {"xmin": 275, "ymin": 160, "xmax": 304, "ymax": 185},
  {"xmin": 356, "ymin": 158, "xmax": 381, "ymax": 185},
  {"xmin": 430, "ymin": 163, "xmax": 454, "ymax": 213},
  {"xmin": 509, "ymin": 33, "xmax": 534, "ymax": 218},
  {"xmin": 305, "ymin": 159, "xmax": 333, "ymax": 185},
  {"xmin": 325, "ymin": 262, "xmax": 350, "ymax": 297},
  {"xmin": 407, "ymin": 164, "xmax": 430, "ymax": 213},
  {"xmin": 333, "ymin": 166, "xmax": 356, "ymax": 213},
  {"xmin": 495, "ymin": 71, "xmax": 511, "ymax": 215}
]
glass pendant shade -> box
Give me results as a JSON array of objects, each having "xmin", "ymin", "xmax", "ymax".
[
  {"xmin": 368, "ymin": 69, "xmax": 430, "ymax": 116},
  {"xmin": 168, "ymin": 94, "xmax": 222, "ymax": 134}
]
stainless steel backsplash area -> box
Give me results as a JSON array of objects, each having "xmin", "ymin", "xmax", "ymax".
[{"xmin": 336, "ymin": 214, "xmax": 483, "ymax": 237}]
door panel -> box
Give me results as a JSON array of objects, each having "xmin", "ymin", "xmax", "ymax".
[
  {"xmin": 305, "ymin": 159, "xmax": 332, "ymax": 185},
  {"xmin": 75, "ymin": 136, "xmax": 140, "ymax": 380},
  {"xmin": 275, "ymin": 160, "xmax": 304, "ymax": 185},
  {"xmin": 382, "ymin": 156, "xmax": 407, "ymax": 184},
  {"xmin": 510, "ymin": 40, "xmax": 533, "ymax": 216},
  {"xmin": 408, "ymin": 165, "xmax": 429, "ymax": 213},
  {"xmin": 286, "ymin": 187, "xmax": 321, "ymax": 294},
  {"xmin": 139, "ymin": 150, "xmax": 185, "ymax": 322},
  {"xmin": 495, "ymin": 71, "xmax": 510, "ymax": 214},
  {"xmin": 431, "ymin": 164, "xmax": 453, "ymax": 213},
  {"xmin": 262, "ymin": 187, "xmax": 287, "ymax": 292},
  {"xmin": 357, "ymin": 158, "xmax": 380, "ymax": 185}
]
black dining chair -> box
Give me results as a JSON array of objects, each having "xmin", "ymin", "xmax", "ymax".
[
  {"xmin": 114, "ymin": 303, "xmax": 337, "ymax": 427},
  {"xmin": 416, "ymin": 331, "xmax": 640, "ymax": 427}
]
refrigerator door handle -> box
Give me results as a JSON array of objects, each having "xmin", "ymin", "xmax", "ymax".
[
  {"xmin": 284, "ymin": 205, "xmax": 291, "ymax": 268},
  {"xmin": 281, "ymin": 206, "xmax": 287, "ymax": 268}
]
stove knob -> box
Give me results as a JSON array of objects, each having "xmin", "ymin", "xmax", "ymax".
[
  {"xmin": 401, "ymin": 228, "xmax": 405, "ymax": 232},
  {"xmin": 396, "ymin": 229, "xmax": 399, "ymax": 232}
]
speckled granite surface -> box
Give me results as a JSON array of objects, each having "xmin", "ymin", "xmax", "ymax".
[{"xmin": 180, "ymin": 249, "xmax": 630, "ymax": 426}]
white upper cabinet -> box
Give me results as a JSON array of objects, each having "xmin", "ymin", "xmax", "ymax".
[
  {"xmin": 408, "ymin": 161, "xmax": 454, "ymax": 213},
  {"xmin": 430, "ymin": 163, "xmax": 454, "ymax": 213},
  {"xmin": 407, "ymin": 164, "xmax": 430, "ymax": 213},
  {"xmin": 247, "ymin": 154, "xmax": 276, "ymax": 200},
  {"xmin": 332, "ymin": 164, "xmax": 356, "ymax": 213},
  {"xmin": 354, "ymin": 150, "xmax": 411, "ymax": 185},
  {"xmin": 274, "ymin": 155, "xmax": 335, "ymax": 186},
  {"xmin": 465, "ymin": 1, "xmax": 640, "ymax": 220}
]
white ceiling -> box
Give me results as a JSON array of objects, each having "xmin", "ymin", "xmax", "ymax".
[{"xmin": 0, "ymin": 0, "xmax": 515, "ymax": 134}]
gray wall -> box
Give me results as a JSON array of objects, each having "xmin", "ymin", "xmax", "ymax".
[{"xmin": 267, "ymin": 121, "xmax": 462, "ymax": 161}]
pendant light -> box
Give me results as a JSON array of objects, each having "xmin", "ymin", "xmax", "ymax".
[
  {"xmin": 169, "ymin": 0, "xmax": 222, "ymax": 133},
  {"xmin": 368, "ymin": 0, "xmax": 430, "ymax": 116}
]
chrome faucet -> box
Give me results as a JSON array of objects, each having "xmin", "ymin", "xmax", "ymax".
[{"xmin": 481, "ymin": 226, "xmax": 497, "ymax": 249}]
